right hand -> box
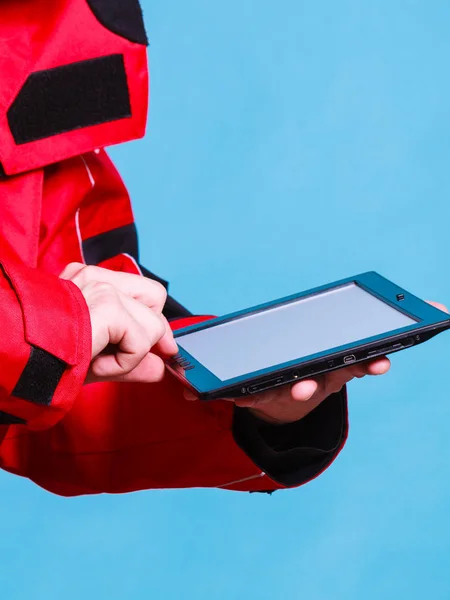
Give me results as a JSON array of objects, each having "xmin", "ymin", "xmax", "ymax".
[{"xmin": 60, "ymin": 263, "xmax": 178, "ymax": 384}]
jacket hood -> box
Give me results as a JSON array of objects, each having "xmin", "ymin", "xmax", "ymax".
[{"xmin": 0, "ymin": 0, "xmax": 149, "ymax": 177}]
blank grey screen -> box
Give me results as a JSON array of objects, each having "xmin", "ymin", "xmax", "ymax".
[{"xmin": 177, "ymin": 283, "xmax": 417, "ymax": 381}]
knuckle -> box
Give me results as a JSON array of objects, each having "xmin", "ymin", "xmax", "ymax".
[
  {"xmin": 63, "ymin": 261, "xmax": 83, "ymax": 272},
  {"xmin": 80, "ymin": 264, "xmax": 98, "ymax": 282},
  {"xmin": 117, "ymin": 358, "xmax": 135, "ymax": 376},
  {"xmin": 77, "ymin": 264, "xmax": 105, "ymax": 287},
  {"xmin": 90, "ymin": 361, "xmax": 109, "ymax": 379},
  {"xmin": 138, "ymin": 327, "xmax": 152, "ymax": 351},
  {"xmin": 91, "ymin": 281, "xmax": 116, "ymax": 297},
  {"xmin": 151, "ymin": 314, "xmax": 166, "ymax": 339},
  {"xmin": 120, "ymin": 341, "xmax": 149, "ymax": 373},
  {"xmin": 85, "ymin": 282, "xmax": 119, "ymax": 310},
  {"xmin": 60, "ymin": 262, "xmax": 84, "ymax": 280},
  {"xmin": 157, "ymin": 315, "xmax": 166, "ymax": 334},
  {"xmin": 150, "ymin": 281, "xmax": 167, "ymax": 307}
]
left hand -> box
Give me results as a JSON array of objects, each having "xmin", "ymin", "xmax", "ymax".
[
  {"xmin": 234, "ymin": 300, "xmax": 448, "ymax": 424},
  {"xmin": 184, "ymin": 356, "xmax": 390, "ymax": 424},
  {"xmin": 186, "ymin": 300, "xmax": 448, "ymax": 425},
  {"xmin": 234, "ymin": 356, "xmax": 390, "ymax": 424}
]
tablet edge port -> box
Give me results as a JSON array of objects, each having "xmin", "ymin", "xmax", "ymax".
[
  {"xmin": 343, "ymin": 354, "xmax": 356, "ymax": 364},
  {"xmin": 247, "ymin": 376, "xmax": 284, "ymax": 394}
]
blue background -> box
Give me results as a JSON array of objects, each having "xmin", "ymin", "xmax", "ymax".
[{"xmin": 2, "ymin": 1, "xmax": 450, "ymax": 598}]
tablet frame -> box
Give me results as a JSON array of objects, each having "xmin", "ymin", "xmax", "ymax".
[{"xmin": 166, "ymin": 271, "xmax": 450, "ymax": 400}]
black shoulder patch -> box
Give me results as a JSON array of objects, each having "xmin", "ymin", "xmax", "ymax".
[
  {"xmin": 0, "ymin": 411, "xmax": 27, "ymax": 426},
  {"xmin": 86, "ymin": 0, "xmax": 148, "ymax": 45},
  {"xmin": 8, "ymin": 54, "xmax": 131, "ymax": 145},
  {"xmin": 12, "ymin": 346, "xmax": 67, "ymax": 406}
]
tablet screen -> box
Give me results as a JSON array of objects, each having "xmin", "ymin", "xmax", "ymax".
[{"xmin": 176, "ymin": 283, "xmax": 417, "ymax": 381}]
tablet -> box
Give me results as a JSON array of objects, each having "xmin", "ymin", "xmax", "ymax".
[{"xmin": 166, "ymin": 272, "xmax": 450, "ymax": 400}]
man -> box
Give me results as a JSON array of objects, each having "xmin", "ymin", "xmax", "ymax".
[{"xmin": 0, "ymin": 0, "xmax": 422, "ymax": 496}]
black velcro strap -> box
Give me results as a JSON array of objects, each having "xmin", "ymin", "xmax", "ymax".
[
  {"xmin": 83, "ymin": 223, "xmax": 139, "ymax": 265},
  {"xmin": 163, "ymin": 296, "xmax": 193, "ymax": 321},
  {"xmin": 139, "ymin": 265, "xmax": 192, "ymax": 320},
  {"xmin": 8, "ymin": 54, "xmax": 131, "ymax": 145},
  {"xmin": 12, "ymin": 346, "xmax": 67, "ymax": 406},
  {"xmin": 86, "ymin": 0, "xmax": 148, "ymax": 45},
  {"xmin": 0, "ymin": 411, "xmax": 26, "ymax": 426}
]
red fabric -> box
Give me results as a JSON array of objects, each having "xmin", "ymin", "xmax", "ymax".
[
  {"xmin": 0, "ymin": 0, "xmax": 148, "ymax": 176},
  {"xmin": 0, "ymin": 172, "xmax": 91, "ymax": 429},
  {"xmin": 0, "ymin": 256, "xmax": 91, "ymax": 430},
  {"xmin": 0, "ymin": 1, "xmax": 347, "ymax": 495},
  {"xmin": 78, "ymin": 153, "xmax": 136, "ymax": 240}
]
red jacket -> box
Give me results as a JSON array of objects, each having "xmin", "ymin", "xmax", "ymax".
[{"xmin": 0, "ymin": 0, "xmax": 348, "ymax": 496}]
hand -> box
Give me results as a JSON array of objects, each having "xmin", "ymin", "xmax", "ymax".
[
  {"xmin": 184, "ymin": 357, "xmax": 391, "ymax": 424},
  {"xmin": 60, "ymin": 263, "xmax": 178, "ymax": 383},
  {"xmin": 235, "ymin": 357, "xmax": 390, "ymax": 424},
  {"xmin": 236, "ymin": 300, "xmax": 448, "ymax": 424}
]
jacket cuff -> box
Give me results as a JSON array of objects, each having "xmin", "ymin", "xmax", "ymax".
[
  {"xmin": 232, "ymin": 388, "xmax": 348, "ymax": 488},
  {"xmin": 0, "ymin": 260, "xmax": 91, "ymax": 430}
]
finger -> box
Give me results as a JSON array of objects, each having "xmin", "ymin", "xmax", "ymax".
[
  {"xmin": 338, "ymin": 357, "xmax": 391, "ymax": 379},
  {"xmin": 65, "ymin": 264, "xmax": 168, "ymax": 312},
  {"xmin": 59, "ymin": 262, "xmax": 86, "ymax": 280},
  {"xmin": 153, "ymin": 315, "xmax": 179, "ymax": 357},
  {"xmin": 364, "ymin": 356, "xmax": 391, "ymax": 375},
  {"xmin": 88, "ymin": 352, "xmax": 166, "ymax": 383},
  {"xmin": 290, "ymin": 379, "xmax": 319, "ymax": 402},
  {"xmin": 291, "ymin": 364, "xmax": 359, "ymax": 401},
  {"xmin": 296, "ymin": 356, "xmax": 391, "ymax": 400},
  {"xmin": 91, "ymin": 311, "xmax": 150, "ymax": 377},
  {"xmin": 234, "ymin": 384, "xmax": 288, "ymax": 408},
  {"xmin": 119, "ymin": 293, "xmax": 177, "ymax": 353},
  {"xmin": 234, "ymin": 397, "xmax": 260, "ymax": 408}
]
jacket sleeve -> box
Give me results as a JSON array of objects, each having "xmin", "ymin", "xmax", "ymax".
[
  {"xmin": 0, "ymin": 248, "xmax": 91, "ymax": 431},
  {"xmin": 232, "ymin": 392, "xmax": 348, "ymax": 489}
]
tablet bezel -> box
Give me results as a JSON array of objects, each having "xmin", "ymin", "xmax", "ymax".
[{"xmin": 167, "ymin": 271, "xmax": 450, "ymax": 399}]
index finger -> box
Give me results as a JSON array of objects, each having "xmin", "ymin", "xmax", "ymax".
[
  {"xmin": 61, "ymin": 264, "xmax": 168, "ymax": 313},
  {"xmin": 291, "ymin": 356, "xmax": 391, "ymax": 401},
  {"xmin": 154, "ymin": 314, "xmax": 179, "ymax": 357}
]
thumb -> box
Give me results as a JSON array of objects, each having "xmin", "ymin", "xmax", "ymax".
[{"xmin": 291, "ymin": 379, "xmax": 319, "ymax": 402}]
